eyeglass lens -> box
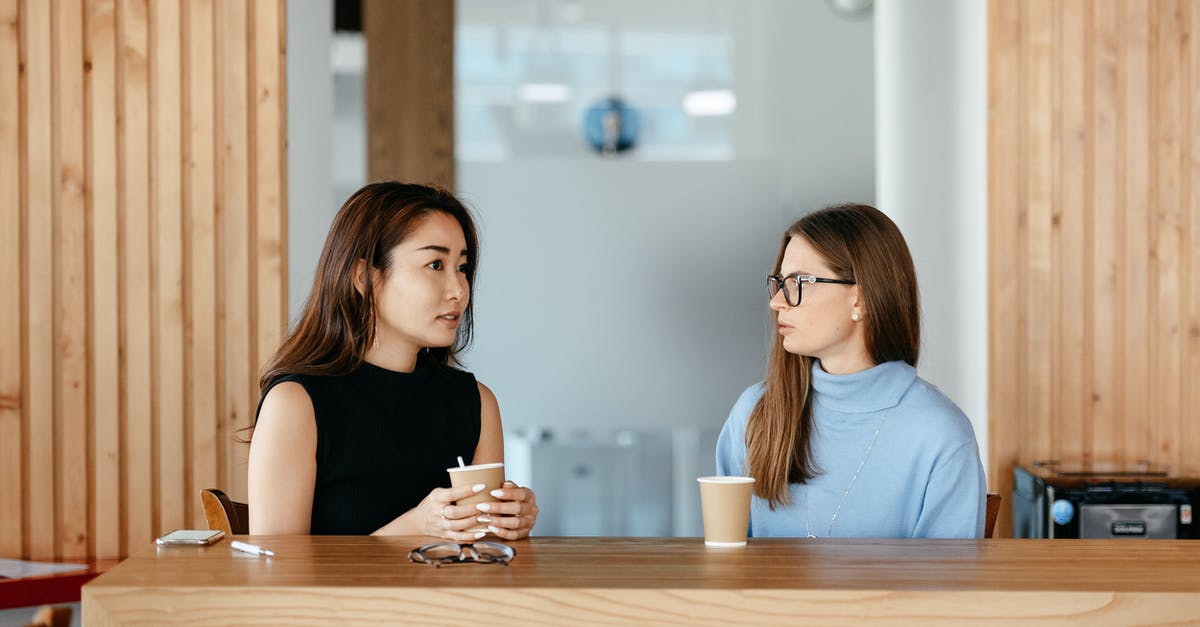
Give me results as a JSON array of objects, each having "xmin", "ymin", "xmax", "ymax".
[{"xmin": 767, "ymin": 276, "xmax": 801, "ymax": 306}]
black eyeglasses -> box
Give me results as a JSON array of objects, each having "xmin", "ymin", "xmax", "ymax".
[
  {"xmin": 766, "ymin": 273, "xmax": 856, "ymax": 306},
  {"xmin": 408, "ymin": 542, "xmax": 515, "ymax": 568}
]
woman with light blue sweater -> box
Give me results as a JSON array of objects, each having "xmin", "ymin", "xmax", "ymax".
[{"xmin": 716, "ymin": 204, "xmax": 986, "ymax": 538}]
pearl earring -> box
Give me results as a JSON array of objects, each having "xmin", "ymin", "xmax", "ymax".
[{"xmin": 851, "ymin": 312, "xmax": 861, "ymax": 322}]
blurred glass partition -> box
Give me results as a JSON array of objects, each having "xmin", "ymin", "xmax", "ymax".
[{"xmin": 456, "ymin": 1, "xmax": 737, "ymax": 161}]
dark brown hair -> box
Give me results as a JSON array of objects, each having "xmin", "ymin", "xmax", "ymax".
[
  {"xmin": 745, "ymin": 203, "xmax": 920, "ymax": 507},
  {"xmin": 259, "ymin": 182, "xmax": 480, "ymax": 393}
]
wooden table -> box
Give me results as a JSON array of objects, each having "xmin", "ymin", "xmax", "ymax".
[{"xmin": 82, "ymin": 536, "xmax": 1200, "ymax": 625}]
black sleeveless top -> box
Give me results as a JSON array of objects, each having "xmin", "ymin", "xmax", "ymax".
[{"xmin": 260, "ymin": 360, "xmax": 481, "ymax": 534}]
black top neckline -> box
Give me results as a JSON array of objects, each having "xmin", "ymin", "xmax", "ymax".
[
  {"xmin": 355, "ymin": 357, "xmax": 435, "ymax": 386},
  {"xmin": 359, "ymin": 358, "xmax": 423, "ymax": 376}
]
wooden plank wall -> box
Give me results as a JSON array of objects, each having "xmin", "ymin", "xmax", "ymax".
[
  {"xmin": 363, "ymin": 0, "xmax": 454, "ymax": 189},
  {"xmin": 989, "ymin": 0, "xmax": 1199, "ymax": 537},
  {"xmin": 0, "ymin": 0, "xmax": 287, "ymax": 560}
]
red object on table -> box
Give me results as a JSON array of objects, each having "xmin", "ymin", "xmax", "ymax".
[{"xmin": 0, "ymin": 560, "xmax": 120, "ymax": 610}]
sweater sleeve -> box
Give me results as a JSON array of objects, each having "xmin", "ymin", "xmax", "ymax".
[
  {"xmin": 715, "ymin": 383, "xmax": 761, "ymax": 477},
  {"xmin": 912, "ymin": 440, "xmax": 987, "ymax": 538},
  {"xmin": 715, "ymin": 416, "xmax": 742, "ymax": 476}
]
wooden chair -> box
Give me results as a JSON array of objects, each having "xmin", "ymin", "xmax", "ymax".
[
  {"xmin": 24, "ymin": 606, "xmax": 72, "ymax": 627},
  {"xmin": 200, "ymin": 488, "xmax": 249, "ymax": 535},
  {"xmin": 985, "ymin": 493, "xmax": 1001, "ymax": 539}
]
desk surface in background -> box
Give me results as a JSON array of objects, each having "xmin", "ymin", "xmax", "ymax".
[{"xmin": 83, "ymin": 536, "xmax": 1200, "ymax": 625}]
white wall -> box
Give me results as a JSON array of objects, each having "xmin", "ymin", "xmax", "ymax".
[
  {"xmin": 286, "ymin": 0, "xmax": 335, "ymax": 320},
  {"xmin": 460, "ymin": 160, "xmax": 785, "ymax": 433},
  {"xmin": 876, "ymin": 0, "xmax": 988, "ymax": 470}
]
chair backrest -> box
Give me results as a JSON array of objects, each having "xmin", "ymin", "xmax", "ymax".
[
  {"xmin": 25, "ymin": 605, "xmax": 72, "ymax": 627},
  {"xmin": 985, "ymin": 493, "xmax": 1001, "ymax": 539},
  {"xmin": 200, "ymin": 488, "xmax": 249, "ymax": 535}
]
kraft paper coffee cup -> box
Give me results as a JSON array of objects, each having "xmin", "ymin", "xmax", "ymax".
[
  {"xmin": 448, "ymin": 462, "xmax": 506, "ymax": 532},
  {"xmin": 697, "ymin": 476, "xmax": 755, "ymax": 547}
]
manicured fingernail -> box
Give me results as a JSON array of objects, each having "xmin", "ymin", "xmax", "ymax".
[
  {"xmin": 488, "ymin": 525, "xmax": 501, "ymax": 535},
  {"xmin": 490, "ymin": 489, "xmax": 504, "ymax": 498},
  {"xmin": 476, "ymin": 516, "xmax": 491, "ymax": 524},
  {"xmin": 476, "ymin": 503, "xmax": 491, "ymax": 512},
  {"xmin": 472, "ymin": 483, "xmax": 486, "ymax": 492},
  {"xmin": 474, "ymin": 531, "xmax": 487, "ymax": 539}
]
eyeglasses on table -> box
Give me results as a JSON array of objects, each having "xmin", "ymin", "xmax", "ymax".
[{"xmin": 407, "ymin": 541, "xmax": 515, "ymax": 568}]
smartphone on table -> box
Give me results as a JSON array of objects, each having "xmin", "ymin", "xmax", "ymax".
[{"xmin": 156, "ymin": 529, "xmax": 225, "ymax": 546}]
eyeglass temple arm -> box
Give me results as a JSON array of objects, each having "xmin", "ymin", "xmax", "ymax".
[{"xmin": 769, "ymin": 274, "xmax": 855, "ymax": 285}]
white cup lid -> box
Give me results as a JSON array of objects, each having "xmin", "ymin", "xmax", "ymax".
[
  {"xmin": 697, "ymin": 476, "xmax": 755, "ymax": 484},
  {"xmin": 447, "ymin": 462, "xmax": 505, "ymax": 472}
]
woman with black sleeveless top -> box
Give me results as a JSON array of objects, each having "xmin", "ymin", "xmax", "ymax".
[{"xmin": 248, "ymin": 182, "xmax": 539, "ymax": 539}]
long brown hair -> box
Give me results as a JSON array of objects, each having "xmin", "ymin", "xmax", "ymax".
[
  {"xmin": 745, "ymin": 203, "xmax": 920, "ymax": 507},
  {"xmin": 259, "ymin": 182, "xmax": 480, "ymax": 394}
]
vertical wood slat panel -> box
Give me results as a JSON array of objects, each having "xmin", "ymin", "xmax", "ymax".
[
  {"xmin": 1017, "ymin": 0, "xmax": 1034, "ymax": 472},
  {"xmin": 1188, "ymin": 0, "xmax": 1200, "ymax": 479},
  {"xmin": 1120, "ymin": 0, "xmax": 1151, "ymax": 466},
  {"xmin": 1180, "ymin": 1, "xmax": 1192, "ymax": 477},
  {"xmin": 987, "ymin": 0, "xmax": 1022, "ymax": 538},
  {"xmin": 1089, "ymin": 0, "xmax": 1120, "ymax": 470},
  {"xmin": 53, "ymin": 0, "xmax": 89, "ymax": 561},
  {"xmin": 25, "ymin": 0, "xmax": 57, "ymax": 560},
  {"xmin": 86, "ymin": 0, "xmax": 121, "ymax": 559},
  {"xmin": 184, "ymin": 0, "xmax": 218, "ymax": 529},
  {"xmin": 253, "ymin": 0, "xmax": 285, "ymax": 417},
  {"xmin": 247, "ymin": 0, "xmax": 286, "ymax": 513},
  {"xmin": 150, "ymin": 0, "xmax": 186, "ymax": 535},
  {"xmin": 1024, "ymin": 0, "xmax": 1054, "ymax": 466},
  {"xmin": 216, "ymin": 0, "xmax": 250, "ymax": 503},
  {"xmin": 1048, "ymin": 0, "xmax": 1064, "ymax": 462},
  {"xmin": 118, "ymin": 0, "xmax": 153, "ymax": 556},
  {"xmin": 364, "ymin": 0, "xmax": 455, "ymax": 189},
  {"xmin": 1058, "ymin": 0, "xmax": 1087, "ymax": 466},
  {"xmin": 4, "ymin": 0, "xmax": 286, "ymax": 560},
  {"xmin": 0, "ymin": 0, "xmax": 23, "ymax": 559},
  {"xmin": 1153, "ymin": 0, "xmax": 1184, "ymax": 474}
]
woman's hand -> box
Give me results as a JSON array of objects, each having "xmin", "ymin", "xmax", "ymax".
[
  {"xmin": 408, "ymin": 483, "xmax": 493, "ymax": 541},
  {"xmin": 473, "ymin": 481, "xmax": 538, "ymax": 540}
]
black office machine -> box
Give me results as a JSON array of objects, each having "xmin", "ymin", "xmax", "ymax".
[{"xmin": 1012, "ymin": 461, "xmax": 1200, "ymax": 539}]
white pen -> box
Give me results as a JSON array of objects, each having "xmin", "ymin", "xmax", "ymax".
[{"xmin": 230, "ymin": 540, "xmax": 275, "ymax": 557}]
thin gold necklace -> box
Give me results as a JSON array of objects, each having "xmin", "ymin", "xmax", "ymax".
[{"xmin": 804, "ymin": 409, "xmax": 890, "ymax": 538}]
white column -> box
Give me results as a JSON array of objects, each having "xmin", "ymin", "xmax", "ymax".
[
  {"xmin": 876, "ymin": 0, "xmax": 988, "ymax": 471},
  {"xmin": 286, "ymin": 0, "xmax": 334, "ymax": 322}
]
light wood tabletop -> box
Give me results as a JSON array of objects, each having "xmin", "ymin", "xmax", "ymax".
[{"xmin": 82, "ymin": 536, "xmax": 1200, "ymax": 625}]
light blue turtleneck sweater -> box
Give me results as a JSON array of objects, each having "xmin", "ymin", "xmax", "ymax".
[{"xmin": 716, "ymin": 361, "xmax": 985, "ymax": 538}]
